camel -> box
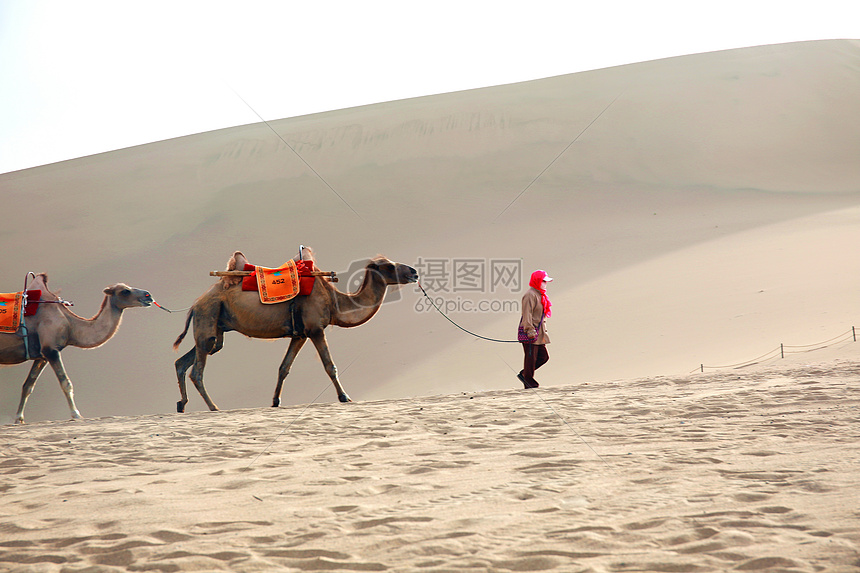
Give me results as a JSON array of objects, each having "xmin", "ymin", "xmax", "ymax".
[
  {"xmin": 0, "ymin": 273, "xmax": 153, "ymax": 424},
  {"xmin": 172, "ymin": 252, "xmax": 419, "ymax": 412}
]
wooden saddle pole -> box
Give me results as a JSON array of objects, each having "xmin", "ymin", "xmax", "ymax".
[{"xmin": 210, "ymin": 270, "xmax": 338, "ymax": 282}]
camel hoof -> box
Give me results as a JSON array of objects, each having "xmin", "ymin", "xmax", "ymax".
[
  {"xmin": 177, "ymin": 401, "xmax": 185, "ymax": 413},
  {"xmin": 272, "ymin": 398, "xmax": 280, "ymax": 408},
  {"xmin": 338, "ymin": 394, "xmax": 352, "ymax": 403}
]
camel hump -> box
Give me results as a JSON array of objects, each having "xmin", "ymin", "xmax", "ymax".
[
  {"xmin": 227, "ymin": 251, "xmax": 249, "ymax": 271},
  {"xmin": 221, "ymin": 251, "xmax": 249, "ymax": 289},
  {"xmin": 28, "ymin": 273, "xmax": 48, "ymax": 290},
  {"xmin": 26, "ymin": 273, "xmax": 59, "ymax": 300},
  {"xmin": 297, "ymin": 245, "xmax": 315, "ymax": 262}
]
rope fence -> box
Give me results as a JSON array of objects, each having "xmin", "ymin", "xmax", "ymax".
[{"xmin": 693, "ymin": 327, "xmax": 857, "ymax": 373}]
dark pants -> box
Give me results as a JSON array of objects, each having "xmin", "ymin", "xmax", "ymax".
[{"xmin": 521, "ymin": 343, "xmax": 549, "ymax": 386}]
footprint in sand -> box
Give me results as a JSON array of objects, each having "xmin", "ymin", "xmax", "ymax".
[
  {"xmin": 734, "ymin": 556, "xmax": 802, "ymax": 570},
  {"xmin": 190, "ymin": 520, "xmax": 273, "ymax": 534},
  {"xmin": 757, "ymin": 505, "xmax": 792, "ymax": 514},
  {"xmin": 732, "ymin": 492, "xmax": 772, "ymax": 502},
  {"xmin": 149, "ymin": 530, "xmax": 194, "ymax": 542}
]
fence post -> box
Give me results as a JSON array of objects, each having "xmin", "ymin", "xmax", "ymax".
[
  {"xmin": 854, "ymin": 326, "xmax": 856, "ymax": 342},
  {"xmin": 780, "ymin": 343, "xmax": 784, "ymax": 359},
  {"xmin": 701, "ymin": 364, "xmax": 704, "ymax": 373}
]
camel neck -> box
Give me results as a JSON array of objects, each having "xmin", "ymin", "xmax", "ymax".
[
  {"xmin": 328, "ymin": 269, "xmax": 387, "ymax": 328},
  {"xmin": 65, "ymin": 296, "xmax": 125, "ymax": 349}
]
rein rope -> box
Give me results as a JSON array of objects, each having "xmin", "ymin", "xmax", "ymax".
[
  {"xmin": 416, "ymin": 281, "xmax": 519, "ymax": 343},
  {"xmin": 152, "ymin": 301, "xmax": 191, "ymax": 314}
]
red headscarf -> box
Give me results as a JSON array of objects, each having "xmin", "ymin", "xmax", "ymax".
[{"xmin": 529, "ymin": 270, "xmax": 552, "ymax": 318}]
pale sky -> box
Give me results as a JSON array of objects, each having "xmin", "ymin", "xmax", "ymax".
[{"xmin": 0, "ymin": 0, "xmax": 856, "ymax": 174}]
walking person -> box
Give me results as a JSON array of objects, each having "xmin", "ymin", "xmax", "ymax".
[{"xmin": 517, "ymin": 270, "xmax": 552, "ymax": 388}]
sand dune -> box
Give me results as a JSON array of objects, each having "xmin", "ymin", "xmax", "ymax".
[
  {"xmin": 2, "ymin": 39, "xmax": 860, "ymax": 426},
  {"xmin": 2, "ymin": 359, "xmax": 859, "ymax": 571},
  {"xmin": 2, "ymin": 39, "xmax": 860, "ymax": 571}
]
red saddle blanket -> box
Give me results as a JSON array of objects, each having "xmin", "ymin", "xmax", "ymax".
[
  {"xmin": 0, "ymin": 290, "xmax": 41, "ymax": 333},
  {"xmin": 24, "ymin": 290, "xmax": 41, "ymax": 317},
  {"xmin": 241, "ymin": 261, "xmax": 316, "ymax": 301}
]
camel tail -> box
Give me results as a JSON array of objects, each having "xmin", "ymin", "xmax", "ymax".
[{"xmin": 173, "ymin": 310, "xmax": 194, "ymax": 351}]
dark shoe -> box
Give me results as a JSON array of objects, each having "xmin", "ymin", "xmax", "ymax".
[{"xmin": 517, "ymin": 372, "xmax": 539, "ymax": 389}]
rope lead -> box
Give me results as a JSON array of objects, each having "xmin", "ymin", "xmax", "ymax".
[
  {"xmin": 417, "ymin": 281, "xmax": 519, "ymax": 343},
  {"xmin": 153, "ymin": 301, "xmax": 190, "ymax": 314}
]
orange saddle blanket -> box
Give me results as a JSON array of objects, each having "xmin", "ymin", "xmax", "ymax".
[
  {"xmin": 241, "ymin": 260, "xmax": 316, "ymax": 304},
  {"xmin": 0, "ymin": 290, "xmax": 41, "ymax": 333},
  {"xmin": 0, "ymin": 293, "xmax": 23, "ymax": 333}
]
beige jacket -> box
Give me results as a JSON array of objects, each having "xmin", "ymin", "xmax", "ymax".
[{"xmin": 519, "ymin": 287, "xmax": 550, "ymax": 345}]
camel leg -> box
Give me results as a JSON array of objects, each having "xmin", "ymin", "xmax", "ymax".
[
  {"xmin": 44, "ymin": 349, "xmax": 83, "ymax": 421},
  {"xmin": 174, "ymin": 347, "xmax": 196, "ymax": 413},
  {"xmin": 273, "ymin": 337, "xmax": 307, "ymax": 407},
  {"xmin": 309, "ymin": 331, "xmax": 352, "ymax": 403},
  {"xmin": 189, "ymin": 342, "xmax": 220, "ymax": 412},
  {"xmin": 14, "ymin": 358, "xmax": 48, "ymax": 424}
]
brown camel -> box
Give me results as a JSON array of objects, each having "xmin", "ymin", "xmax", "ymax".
[
  {"xmin": 0, "ymin": 273, "xmax": 153, "ymax": 424},
  {"xmin": 172, "ymin": 252, "xmax": 418, "ymax": 412}
]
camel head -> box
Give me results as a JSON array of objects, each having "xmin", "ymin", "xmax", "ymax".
[
  {"xmin": 367, "ymin": 256, "xmax": 419, "ymax": 286},
  {"xmin": 103, "ymin": 284, "xmax": 154, "ymax": 309}
]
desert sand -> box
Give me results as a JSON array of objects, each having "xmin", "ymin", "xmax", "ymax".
[
  {"xmin": 2, "ymin": 357, "xmax": 859, "ymax": 572},
  {"xmin": 2, "ymin": 39, "xmax": 860, "ymax": 570}
]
